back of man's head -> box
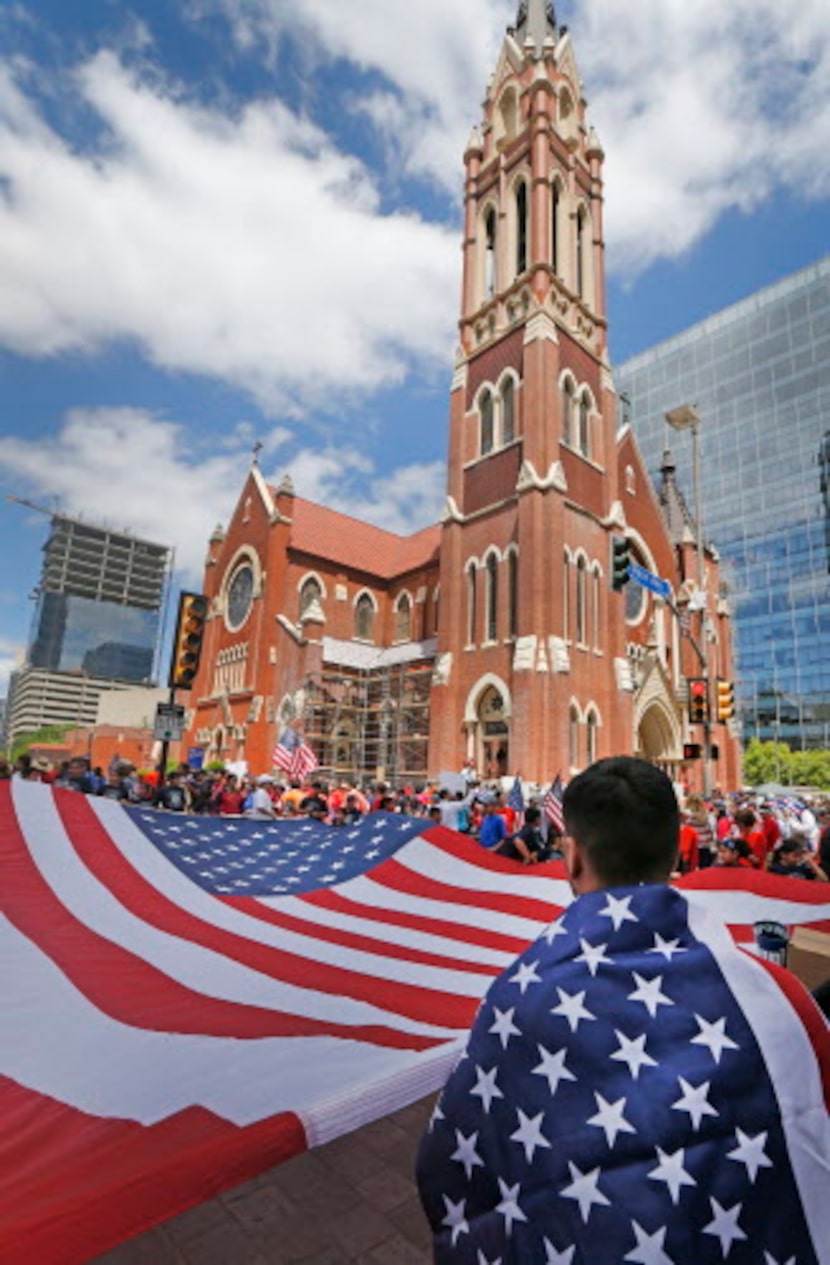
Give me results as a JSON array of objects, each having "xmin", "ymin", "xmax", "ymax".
[{"xmin": 563, "ymin": 757, "xmax": 680, "ymax": 888}]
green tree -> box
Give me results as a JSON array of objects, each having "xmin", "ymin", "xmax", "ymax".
[
  {"xmin": 10, "ymin": 724, "xmax": 72, "ymax": 765},
  {"xmin": 790, "ymin": 748, "xmax": 830, "ymax": 790}
]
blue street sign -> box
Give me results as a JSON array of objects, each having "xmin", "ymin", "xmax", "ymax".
[
  {"xmin": 627, "ymin": 560, "xmax": 671, "ymax": 600},
  {"xmin": 187, "ymin": 747, "xmax": 205, "ymax": 770}
]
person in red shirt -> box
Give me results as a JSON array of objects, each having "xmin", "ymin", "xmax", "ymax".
[
  {"xmin": 759, "ymin": 802, "xmax": 782, "ymax": 853},
  {"xmin": 214, "ymin": 774, "xmax": 245, "ymax": 816},
  {"xmin": 733, "ymin": 807, "xmax": 766, "ymax": 867},
  {"xmin": 493, "ymin": 790, "xmax": 517, "ymax": 834},
  {"xmin": 678, "ymin": 815, "xmax": 700, "ymax": 873},
  {"xmin": 716, "ymin": 837, "xmax": 756, "ymax": 869}
]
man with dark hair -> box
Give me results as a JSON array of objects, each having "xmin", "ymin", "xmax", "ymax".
[
  {"xmin": 417, "ymin": 757, "xmax": 830, "ymax": 1263},
  {"xmin": 495, "ymin": 806, "xmax": 551, "ymax": 865},
  {"xmin": 560, "ymin": 756, "xmax": 679, "ymax": 885}
]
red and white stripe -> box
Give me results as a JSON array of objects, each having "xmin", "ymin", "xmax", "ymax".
[{"xmin": 0, "ymin": 782, "xmax": 558, "ymax": 1263}]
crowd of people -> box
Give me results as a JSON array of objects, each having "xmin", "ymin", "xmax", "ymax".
[
  {"xmin": 680, "ymin": 788, "xmax": 830, "ymax": 880},
  {"xmin": 4, "ymin": 750, "xmax": 830, "ymax": 877}
]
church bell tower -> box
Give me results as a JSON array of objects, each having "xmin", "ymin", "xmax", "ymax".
[{"xmin": 429, "ymin": 0, "xmax": 632, "ymax": 784}]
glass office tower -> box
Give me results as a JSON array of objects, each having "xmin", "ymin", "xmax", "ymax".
[
  {"xmin": 7, "ymin": 514, "xmax": 172, "ymax": 746},
  {"xmin": 616, "ymin": 257, "xmax": 830, "ymax": 750}
]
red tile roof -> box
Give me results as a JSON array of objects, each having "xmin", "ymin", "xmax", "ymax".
[{"xmin": 282, "ymin": 496, "xmax": 441, "ymax": 581}]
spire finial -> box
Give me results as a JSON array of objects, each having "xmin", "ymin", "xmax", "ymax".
[{"xmin": 514, "ymin": 0, "xmax": 558, "ymax": 50}]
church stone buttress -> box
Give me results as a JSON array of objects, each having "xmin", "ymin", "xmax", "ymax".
[{"xmin": 430, "ymin": 2, "xmax": 631, "ymax": 784}]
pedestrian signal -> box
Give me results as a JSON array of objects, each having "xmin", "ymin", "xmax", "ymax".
[
  {"xmin": 683, "ymin": 742, "xmax": 702, "ymax": 760},
  {"xmin": 716, "ymin": 679, "xmax": 734, "ymax": 722},
  {"xmin": 169, "ymin": 592, "xmax": 208, "ymax": 690},
  {"xmin": 610, "ymin": 536, "xmax": 630, "ymax": 591},
  {"xmin": 688, "ymin": 678, "xmax": 708, "ymax": 724}
]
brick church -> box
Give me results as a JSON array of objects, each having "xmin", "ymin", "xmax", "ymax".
[{"xmin": 184, "ymin": 1, "xmax": 742, "ymax": 792}]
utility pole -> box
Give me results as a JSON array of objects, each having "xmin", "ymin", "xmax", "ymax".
[{"xmin": 666, "ymin": 405, "xmax": 712, "ymax": 797}]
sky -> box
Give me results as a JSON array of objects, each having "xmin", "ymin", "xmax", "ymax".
[{"xmin": 2, "ymin": 0, "xmax": 830, "ymax": 695}]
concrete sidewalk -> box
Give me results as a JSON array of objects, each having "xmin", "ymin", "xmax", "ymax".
[{"xmin": 91, "ymin": 1097, "xmax": 435, "ymax": 1265}]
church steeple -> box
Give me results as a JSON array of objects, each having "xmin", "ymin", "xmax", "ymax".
[{"xmin": 513, "ymin": 0, "xmax": 559, "ymax": 51}]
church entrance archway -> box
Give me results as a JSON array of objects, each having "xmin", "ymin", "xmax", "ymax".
[
  {"xmin": 476, "ymin": 684, "xmax": 510, "ymax": 780},
  {"xmin": 637, "ymin": 702, "xmax": 681, "ymax": 781}
]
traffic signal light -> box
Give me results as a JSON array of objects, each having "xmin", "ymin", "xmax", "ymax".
[
  {"xmin": 688, "ymin": 678, "xmax": 709, "ymax": 724},
  {"xmin": 611, "ymin": 535, "xmax": 630, "ymax": 591},
  {"xmin": 683, "ymin": 742, "xmax": 702, "ymax": 760},
  {"xmin": 169, "ymin": 592, "xmax": 208, "ymax": 690},
  {"xmin": 716, "ymin": 679, "xmax": 734, "ymax": 722}
]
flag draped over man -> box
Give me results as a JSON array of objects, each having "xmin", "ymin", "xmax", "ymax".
[{"xmin": 418, "ymin": 757, "xmax": 830, "ymax": 1264}]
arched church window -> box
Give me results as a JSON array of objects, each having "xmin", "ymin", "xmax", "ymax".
[
  {"xmin": 569, "ymin": 704, "xmax": 580, "ymax": 769},
  {"xmin": 480, "ymin": 389, "xmax": 494, "ymax": 456},
  {"xmin": 551, "ymin": 181, "xmax": 560, "ymax": 274},
  {"xmin": 502, "ymin": 377, "xmax": 515, "ymax": 445},
  {"xmin": 394, "ymin": 593, "xmax": 412, "ymax": 642},
  {"xmin": 516, "ymin": 182, "xmax": 528, "ymax": 277},
  {"xmin": 354, "ymin": 593, "xmax": 374, "ymax": 641},
  {"xmin": 428, "ymin": 586, "xmax": 440, "ymax": 639},
  {"xmin": 562, "ymin": 378, "xmax": 575, "ymax": 446},
  {"xmin": 499, "ymin": 87, "xmax": 518, "ymax": 141},
  {"xmin": 508, "ymin": 550, "xmax": 519, "ymax": 639},
  {"xmin": 467, "ymin": 563, "xmax": 478, "ymax": 645},
  {"xmin": 576, "ymin": 556, "xmax": 588, "ymax": 645},
  {"xmin": 576, "ymin": 206, "xmax": 587, "ymax": 300},
  {"xmin": 484, "ymin": 207, "xmax": 497, "ymax": 299},
  {"xmin": 486, "ymin": 553, "xmax": 499, "ymax": 642},
  {"xmin": 299, "ymin": 576, "xmax": 322, "ymax": 618},
  {"xmin": 591, "ymin": 564, "xmax": 601, "ymax": 650},
  {"xmin": 563, "ymin": 550, "xmax": 571, "ymax": 641},
  {"xmin": 586, "ymin": 709, "xmax": 599, "ymax": 765},
  {"xmin": 578, "ymin": 392, "xmax": 590, "ymax": 458}
]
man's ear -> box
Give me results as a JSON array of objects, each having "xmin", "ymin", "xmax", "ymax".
[{"xmin": 564, "ymin": 835, "xmax": 583, "ymax": 888}]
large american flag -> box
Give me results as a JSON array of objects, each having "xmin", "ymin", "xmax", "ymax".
[{"xmin": 2, "ymin": 779, "xmax": 829, "ymax": 1263}]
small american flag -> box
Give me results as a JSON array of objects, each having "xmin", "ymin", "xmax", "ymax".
[
  {"xmin": 543, "ymin": 774, "xmax": 565, "ymax": 834},
  {"xmin": 507, "ymin": 776, "xmax": 525, "ymax": 831},
  {"xmin": 272, "ymin": 727, "xmax": 319, "ymax": 782}
]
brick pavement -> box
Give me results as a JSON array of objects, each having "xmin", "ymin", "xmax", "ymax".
[{"xmin": 91, "ymin": 1097, "xmax": 435, "ymax": 1265}]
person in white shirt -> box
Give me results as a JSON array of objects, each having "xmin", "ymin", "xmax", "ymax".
[{"xmin": 248, "ymin": 775, "xmax": 278, "ymax": 819}]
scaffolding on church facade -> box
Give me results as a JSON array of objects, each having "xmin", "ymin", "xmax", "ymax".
[{"xmin": 298, "ymin": 656, "xmax": 434, "ymax": 787}]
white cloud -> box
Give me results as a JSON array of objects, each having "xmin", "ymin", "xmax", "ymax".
[
  {"xmin": 0, "ymin": 50, "xmax": 458, "ymax": 415},
  {"xmin": 571, "ymin": 0, "xmax": 830, "ymax": 273},
  {"xmin": 0, "ymin": 634, "xmax": 24, "ymax": 698},
  {"xmin": 212, "ymin": 0, "xmax": 830, "ymax": 273},
  {"xmin": 0, "ymin": 408, "xmax": 447, "ymax": 580},
  {"xmin": 210, "ymin": 0, "xmax": 505, "ymax": 188},
  {"xmin": 2, "ymin": 0, "xmax": 830, "ymax": 418}
]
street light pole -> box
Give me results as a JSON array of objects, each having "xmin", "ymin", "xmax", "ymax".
[{"xmin": 666, "ymin": 404, "xmax": 712, "ymax": 798}]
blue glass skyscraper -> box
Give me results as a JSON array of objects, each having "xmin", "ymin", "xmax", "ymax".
[{"xmin": 616, "ymin": 257, "xmax": 830, "ymax": 750}]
